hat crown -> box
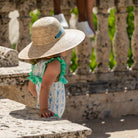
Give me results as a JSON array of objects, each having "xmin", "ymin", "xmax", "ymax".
[{"xmin": 32, "ymin": 17, "xmax": 64, "ymax": 46}]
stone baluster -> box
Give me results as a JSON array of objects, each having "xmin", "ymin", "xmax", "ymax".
[
  {"xmin": 75, "ymin": 37, "xmax": 92, "ymax": 77},
  {"xmin": 0, "ymin": 1, "xmax": 11, "ymax": 48},
  {"xmin": 37, "ymin": 0, "xmax": 53, "ymax": 17},
  {"xmin": 131, "ymin": 0, "xmax": 138, "ymax": 71},
  {"xmin": 61, "ymin": 0, "xmax": 76, "ymax": 23},
  {"xmin": 61, "ymin": 0, "xmax": 76, "ymax": 78},
  {"xmin": 0, "ymin": 0, "xmax": 16, "ymax": 48},
  {"xmin": 113, "ymin": 1, "xmax": 129, "ymax": 71},
  {"xmin": 0, "ymin": 12, "xmax": 11, "ymax": 48},
  {"xmin": 16, "ymin": 0, "xmax": 37, "ymax": 52},
  {"xmin": 94, "ymin": 8, "xmax": 111, "ymax": 73}
]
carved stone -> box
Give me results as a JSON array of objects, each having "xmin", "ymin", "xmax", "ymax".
[
  {"xmin": 133, "ymin": 0, "xmax": 138, "ymax": 5},
  {"xmin": 113, "ymin": 7, "xmax": 129, "ymax": 71},
  {"xmin": 0, "ymin": 46, "xmax": 18, "ymax": 67},
  {"xmin": 95, "ymin": 8, "xmax": 111, "ymax": 73},
  {"xmin": 115, "ymin": 0, "xmax": 134, "ymax": 7},
  {"xmin": 16, "ymin": 17, "xmax": 31, "ymax": 52},
  {"xmin": 64, "ymin": 49, "xmax": 73, "ymax": 76},
  {"xmin": 36, "ymin": 0, "xmax": 53, "ymax": 17},
  {"xmin": 95, "ymin": 0, "xmax": 115, "ymax": 9},
  {"xmin": 0, "ymin": 97, "xmax": 92, "ymax": 138},
  {"xmin": 75, "ymin": 37, "xmax": 92, "ymax": 76},
  {"xmin": 0, "ymin": 13, "xmax": 11, "ymax": 48},
  {"xmin": 16, "ymin": 0, "xmax": 37, "ymax": 52}
]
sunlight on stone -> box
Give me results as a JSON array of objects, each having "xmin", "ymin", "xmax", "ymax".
[{"xmin": 9, "ymin": 10, "xmax": 19, "ymax": 45}]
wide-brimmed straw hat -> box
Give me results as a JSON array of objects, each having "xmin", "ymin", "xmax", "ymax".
[{"xmin": 18, "ymin": 17, "xmax": 85, "ymax": 60}]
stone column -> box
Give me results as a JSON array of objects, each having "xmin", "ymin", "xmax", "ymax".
[
  {"xmin": 0, "ymin": 0, "xmax": 16, "ymax": 48},
  {"xmin": 61, "ymin": 0, "xmax": 76, "ymax": 79},
  {"xmin": 64, "ymin": 49, "xmax": 74, "ymax": 82},
  {"xmin": 131, "ymin": 1, "xmax": 138, "ymax": 71},
  {"xmin": 95, "ymin": 8, "xmax": 111, "ymax": 73},
  {"xmin": 16, "ymin": 16, "xmax": 32, "ymax": 52},
  {"xmin": 0, "ymin": 12, "xmax": 11, "ymax": 48},
  {"xmin": 61, "ymin": 0, "xmax": 76, "ymax": 23},
  {"xmin": 113, "ymin": 1, "xmax": 129, "ymax": 71},
  {"xmin": 75, "ymin": 37, "xmax": 92, "ymax": 76},
  {"xmin": 37, "ymin": 0, "xmax": 53, "ymax": 17},
  {"xmin": 16, "ymin": 0, "xmax": 37, "ymax": 52}
]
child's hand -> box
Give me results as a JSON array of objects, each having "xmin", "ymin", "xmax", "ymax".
[{"xmin": 40, "ymin": 108, "xmax": 55, "ymax": 118}]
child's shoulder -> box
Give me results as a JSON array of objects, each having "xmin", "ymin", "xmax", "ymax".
[
  {"xmin": 45, "ymin": 59, "xmax": 61, "ymax": 75},
  {"xmin": 47, "ymin": 59, "xmax": 60, "ymax": 68}
]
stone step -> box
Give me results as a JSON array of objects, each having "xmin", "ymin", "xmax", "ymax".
[{"xmin": 0, "ymin": 97, "xmax": 92, "ymax": 138}]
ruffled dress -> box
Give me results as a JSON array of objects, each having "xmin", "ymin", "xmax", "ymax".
[{"xmin": 27, "ymin": 57, "xmax": 68, "ymax": 118}]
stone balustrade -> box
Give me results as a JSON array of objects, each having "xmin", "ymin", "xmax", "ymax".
[
  {"xmin": 0, "ymin": 46, "xmax": 18, "ymax": 67},
  {"xmin": 0, "ymin": 0, "xmax": 138, "ymax": 122}
]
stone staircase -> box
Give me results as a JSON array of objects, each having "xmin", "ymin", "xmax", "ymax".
[{"xmin": 0, "ymin": 97, "xmax": 92, "ymax": 138}]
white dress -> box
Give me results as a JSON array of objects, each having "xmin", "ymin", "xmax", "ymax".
[{"xmin": 27, "ymin": 57, "xmax": 68, "ymax": 118}]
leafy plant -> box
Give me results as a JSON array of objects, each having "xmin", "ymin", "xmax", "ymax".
[
  {"xmin": 108, "ymin": 8, "xmax": 116, "ymax": 69},
  {"xmin": 12, "ymin": 43, "xmax": 16, "ymax": 49},
  {"xmin": 29, "ymin": 9, "xmax": 40, "ymax": 35},
  {"xmin": 126, "ymin": 6, "xmax": 134, "ymax": 67},
  {"xmin": 70, "ymin": 49, "xmax": 78, "ymax": 72}
]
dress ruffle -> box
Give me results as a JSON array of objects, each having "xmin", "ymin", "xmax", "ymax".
[{"xmin": 27, "ymin": 57, "xmax": 68, "ymax": 84}]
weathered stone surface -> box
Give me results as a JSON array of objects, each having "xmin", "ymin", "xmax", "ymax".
[
  {"xmin": 113, "ymin": 7, "xmax": 129, "ymax": 72},
  {"xmin": 0, "ymin": 13, "xmax": 11, "ymax": 48},
  {"xmin": 0, "ymin": 61, "xmax": 30, "ymax": 76},
  {"xmin": 96, "ymin": 0, "xmax": 115, "ymax": 9},
  {"xmin": 76, "ymin": 37, "xmax": 92, "ymax": 75},
  {"xmin": 0, "ymin": 46, "xmax": 18, "ymax": 67},
  {"xmin": 0, "ymin": 0, "xmax": 16, "ymax": 12},
  {"xmin": 0, "ymin": 97, "xmax": 92, "ymax": 138},
  {"xmin": 0, "ymin": 61, "xmax": 34, "ymax": 107},
  {"xmin": 16, "ymin": 0, "xmax": 36, "ymax": 52},
  {"xmin": 115, "ymin": 0, "xmax": 134, "ymax": 7},
  {"xmin": 63, "ymin": 90, "xmax": 138, "ymax": 121},
  {"xmin": 95, "ymin": 9, "xmax": 111, "ymax": 73}
]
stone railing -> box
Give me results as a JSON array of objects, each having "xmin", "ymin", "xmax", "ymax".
[{"xmin": 0, "ymin": 0, "xmax": 138, "ymax": 121}]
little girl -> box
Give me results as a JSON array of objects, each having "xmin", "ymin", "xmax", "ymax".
[{"xmin": 18, "ymin": 17, "xmax": 85, "ymax": 118}]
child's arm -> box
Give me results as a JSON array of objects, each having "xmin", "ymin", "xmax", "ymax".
[
  {"xmin": 39, "ymin": 60, "xmax": 61, "ymax": 118},
  {"xmin": 28, "ymin": 80, "xmax": 37, "ymax": 98}
]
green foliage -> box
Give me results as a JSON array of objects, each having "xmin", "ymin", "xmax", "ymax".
[
  {"xmin": 108, "ymin": 8, "xmax": 116, "ymax": 44},
  {"xmin": 89, "ymin": 47, "xmax": 97, "ymax": 71},
  {"xmin": 70, "ymin": 7, "xmax": 78, "ymax": 15},
  {"xmin": 126, "ymin": 6, "xmax": 134, "ymax": 67},
  {"xmin": 50, "ymin": 10, "xmax": 54, "ymax": 16},
  {"xmin": 12, "ymin": 43, "xmax": 16, "ymax": 49},
  {"xmin": 70, "ymin": 49, "xmax": 78, "ymax": 72},
  {"xmin": 127, "ymin": 6, "xmax": 134, "ymax": 40},
  {"xmin": 29, "ymin": 10, "xmax": 40, "ymax": 34},
  {"xmin": 108, "ymin": 8, "xmax": 116, "ymax": 69}
]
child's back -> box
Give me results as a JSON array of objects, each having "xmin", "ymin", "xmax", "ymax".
[
  {"xmin": 18, "ymin": 17, "xmax": 85, "ymax": 118},
  {"xmin": 28, "ymin": 57, "xmax": 67, "ymax": 118}
]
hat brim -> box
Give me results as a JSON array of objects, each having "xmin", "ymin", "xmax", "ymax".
[{"xmin": 18, "ymin": 29, "xmax": 85, "ymax": 60}]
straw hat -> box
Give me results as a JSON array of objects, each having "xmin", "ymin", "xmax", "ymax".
[{"xmin": 18, "ymin": 17, "xmax": 85, "ymax": 60}]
